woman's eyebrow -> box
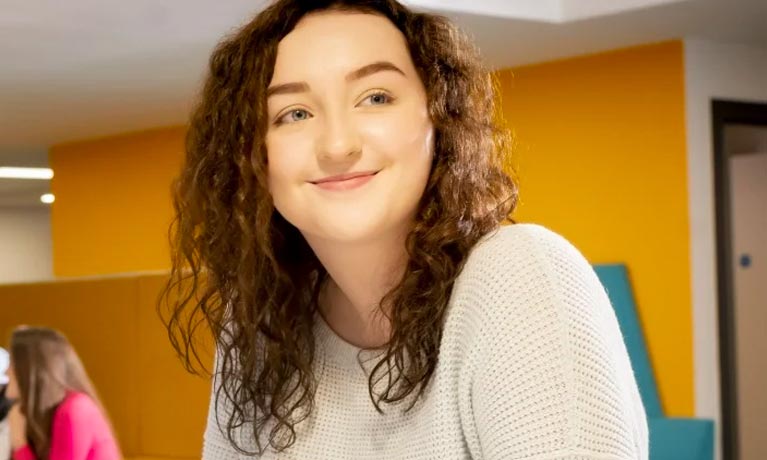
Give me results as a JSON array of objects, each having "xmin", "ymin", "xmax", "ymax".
[
  {"xmin": 267, "ymin": 61, "xmax": 405, "ymax": 98},
  {"xmin": 267, "ymin": 82, "xmax": 310, "ymax": 98},
  {"xmin": 346, "ymin": 61, "xmax": 405, "ymax": 82}
]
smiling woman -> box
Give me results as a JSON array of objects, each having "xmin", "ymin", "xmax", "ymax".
[{"xmin": 159, "ymin": 1, "xmax": 648, "ymax": 459}]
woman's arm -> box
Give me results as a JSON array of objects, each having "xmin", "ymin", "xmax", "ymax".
[
  {"xmin": 14, "ymin": 393, "xmax": 104, "ymax": 460},
  {"xmin": 47, "ymin": 401, "xmax": 93, "ymax": 460},
  {"xmin": 9, "ymin": 404, "xmax": 34, "ymax": 460},
  {"xmin": 11, "ymin": 405, "xmax": 89, "ymax": 460},
  {"xmin": 468, "ymin": 225, "xmax": 648, "ymax": 459},
  {"xmin": 11, "ymin": 445, "xmax": 36, "ymax": 460}
]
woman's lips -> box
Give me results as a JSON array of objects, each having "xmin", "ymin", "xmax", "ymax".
[{"xmin": 311, "ymin": 171, "xmax": 379, "ymax": 191}]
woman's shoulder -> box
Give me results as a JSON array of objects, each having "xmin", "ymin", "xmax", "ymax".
[
  {"xmin": 452, "ymin": 223, "xmax": 609, "ymax": 330},
  {"xmin": 460, "ymin": 223, "xmax": 593, "ymax": 288},
  {"xmin": 52, "ymin": 391, "xmax": 115, "ymax": 439},
  {"xmin": 473, "ymin": 223, "xmax": 579, "ymax": 258},
  {"xmin": 57, "ymin": 391, "xmax": 100, "ymax": 418}
]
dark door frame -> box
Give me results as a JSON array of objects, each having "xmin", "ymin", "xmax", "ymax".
[{"xmin": 711, "ymin": 100, "xmax": 767, "ymax": 460}]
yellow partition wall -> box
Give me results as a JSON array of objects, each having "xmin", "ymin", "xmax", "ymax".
[
  {"xmin": 498, "ymin": 40, "xmax": 692, "ymax": 415},
  {"xmin": 50, "ymin": 126, "xmax": 185, "ymax": 277},
  {"xmin": 136, "ymin": 275, "xmax": 212, "ymax": 457}
]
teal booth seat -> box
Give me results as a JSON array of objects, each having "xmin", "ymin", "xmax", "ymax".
[{"xmin": 593, "ymin": 264, "xmax": 714, "ymax": 460}]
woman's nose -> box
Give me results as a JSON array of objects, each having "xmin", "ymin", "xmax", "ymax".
[{"xmin": 317, "ymin": 110, "xmax": 362, "ymax": 161}]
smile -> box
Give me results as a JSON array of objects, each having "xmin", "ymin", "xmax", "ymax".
[{"xmin": 310, "ymin": 170, "xmax": 379, "ymax": 191}]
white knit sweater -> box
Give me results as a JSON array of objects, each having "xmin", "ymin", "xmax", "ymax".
[{"xmin": 202, "ymin": 224, "xmax": 649, "ymax": 459}]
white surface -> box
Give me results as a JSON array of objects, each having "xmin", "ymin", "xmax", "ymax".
[
  {"xmin": 0, "ymin": 0, "xmax": 765, "ymax": 150},
  {"xmin": 0, "ymin": 347, "xmax": 8, "ymax": 384},
  {"xmin": 684, "ymin": 38, "xmax": 767, "ymax": 460},
  {"xmin": 406, "ymin": 0, "xmax": 688, "ymax": 22},
  {"xmin": 729, "ymin": 151, "xmax": 767, "ymax": 460},
  {"xmin": 403, "ymin": 0, "xmax": 562, "ymax": 22},
  {"xmin": 0, "ymin": 206, "xmax": 53, "ymax": 284}
]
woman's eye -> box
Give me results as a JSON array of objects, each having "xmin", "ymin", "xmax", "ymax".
[
  {"xmin": 360, "ymin": 92, "xmax": 393, "ymax": 106},
  {"xmin": 277, "ymin": 109, "xmax": 312, "ymax": 125}
]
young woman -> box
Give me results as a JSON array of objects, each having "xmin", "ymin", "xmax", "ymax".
[
  {"xmin": 161, "ymin": 0, "xmax": 649, "ymax": 458},
  {"xmin": 5, "ymin": 328, "xmax": 121, "ymax": 460}
]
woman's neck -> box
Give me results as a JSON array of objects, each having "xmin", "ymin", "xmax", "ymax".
[{"xmin": 305, "ymin": 228, "xmax": 409, "ymax": 349}]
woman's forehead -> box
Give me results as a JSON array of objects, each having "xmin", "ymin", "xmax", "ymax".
[{"xmin": 272, "ymin": 11, "xmax": 414, "ymax": 82}]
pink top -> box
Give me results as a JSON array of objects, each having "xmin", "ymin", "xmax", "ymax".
[{"xmin": 13, "ymin": 392, "xmax": 121, "ymax": 460}]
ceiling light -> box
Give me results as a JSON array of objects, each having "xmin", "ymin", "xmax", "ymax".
[
  {"xmin": 0, "ymin": 167, "xmax": 54, "ymax": 180},
  {"xmin": 40, "ymin": 193, "xmax": 55, "ymax": 204}
]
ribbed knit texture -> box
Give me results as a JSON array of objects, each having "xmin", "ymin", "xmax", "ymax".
[{"xmin": 202, "ymin": 224, "xmax": 648, "ymax": 459}]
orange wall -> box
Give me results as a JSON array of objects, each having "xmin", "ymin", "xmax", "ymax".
[
  {"xmin": 498, "ymin": 40, "xmax": 692, "ymax": 415},
  {"xmin": 50, "ymin": 126, "xmax": 185, "ymax": 277}
]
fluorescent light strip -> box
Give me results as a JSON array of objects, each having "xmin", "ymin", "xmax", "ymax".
[{"xmin": 0, "ymin": 167, "xmax": 54, "ymax": 180}]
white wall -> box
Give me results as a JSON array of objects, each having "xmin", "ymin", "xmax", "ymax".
[
  {"xmin": 0, "ymin": 207, "xmax": 53, "ymax": 284},
  {"xmin": 684, "ymin": 38, "xmax": 767, "ymax": 460}
]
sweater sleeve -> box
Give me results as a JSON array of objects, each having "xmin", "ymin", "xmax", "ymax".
[
  {"xmin": 468, "ymin": 225, "xmax": 648, "ymax": 460},
  {"xmin": 12, "ymin": 445, "xmax": 36, "ymax": 460},
  {"xmin": 12, "ymin": 396, "xmax": 94, "ymax": 460},
  {"xmin": 48, "ymin": 395, "xmax": 96, "ymax": 460}
]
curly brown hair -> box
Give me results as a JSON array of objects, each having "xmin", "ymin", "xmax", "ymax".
[{"xmin": 159, "ymin": 0, "xmax": 517, "ymax": 454}]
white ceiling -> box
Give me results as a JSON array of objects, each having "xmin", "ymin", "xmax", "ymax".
[
  {"xmin": 0, "ymin": 0, "xmax": 765, "ymax": 154},
  {"xmin": 404, "ymin": 0, "xmax": 688, "ymax": 22}
]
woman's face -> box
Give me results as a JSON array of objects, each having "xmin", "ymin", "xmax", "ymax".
[{"xmin": 266, "ymin": 11, "xmax": 434, "ymax": 244}]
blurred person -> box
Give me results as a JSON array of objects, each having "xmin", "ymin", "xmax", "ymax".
[
  {"xmin": 5, "ymin": 327, "xmax": 121, "ymax": 460},
  {"xmin": 161, "ymin": 0, "xmax": 648, "ymax": 458}
]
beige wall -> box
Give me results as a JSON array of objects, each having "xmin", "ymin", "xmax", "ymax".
[
  {"xmin": 729, "ymin": 151, "xmax": 767, "ymax": 460},
  {"xmin": 0, "ymin": 207, "xmax": 52, "ymax": 284}
]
